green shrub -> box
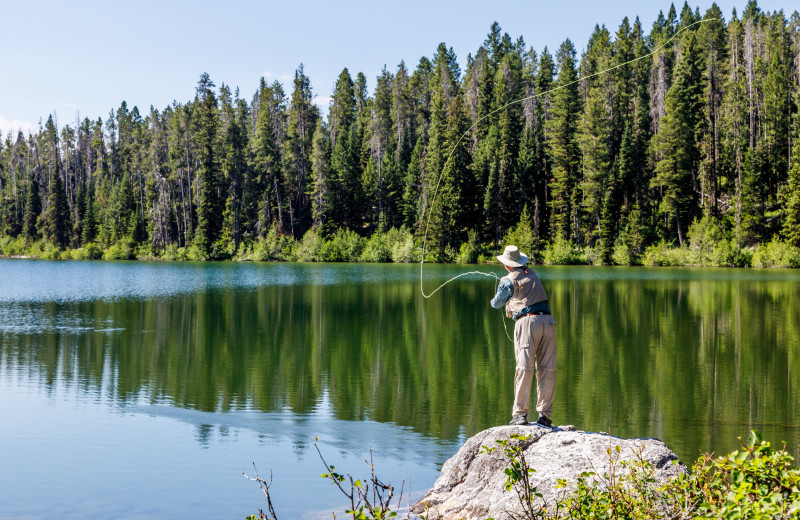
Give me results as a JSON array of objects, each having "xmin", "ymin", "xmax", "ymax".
[
  {"xmin": 104, "ymin": 238, "xmax": 135, "ymax": 260},
  {"xmin": 161, "ymin": 243, "xmax": 189, "ymax": 261},
  {"xmin": 39, "ymin": 241, "xmax": 62, "ymax": 260},
  {"xmin": 543, "ymin": 238, "xmax": 585, "ymax": 265},
  {"xmin": 360, "ymin": 233, "xmax": 391, "ymax": 262},
  {"xmin": 613, "ymin": 210, "xmax": 646, "ymax": 266},
  {"xmin": 487, "ymin": 430, "xmax": 800, "ymax": 520},
  {"xmin": 26, "ymin": 240, "xmax": 45, "ymax": 258},
  {"xmin": 752, "ymin": 239, "xmax": 800, "ymax": 268},
  {"xmin": 456, "ymin": 230, "xmax": 481, "ymax": 264},
  {"xmin": 0, "ymin": 235, "xmax": 27, "ymax": 256},
  {"xmin": 186, "ymin": 243, "xmax": 208, "ymax": 261},
  {"xmin": 423, "ymin": 244, "xmax": 457, "ymax": 263},
  {"xmin": 477, "ymin": 252, "xmax": 495, "ymax": 264},
  {"xmin": 612, "ymin": 236, "xmax": 636, "ymax": 266},
  {"xmin": 583, "ymin": 246, "xmax": 603, "ymax": 266},
  {"xmin": 642, "ymin": 241, "xmax": 685, "ymax": 266},
  {"xmin": 666, "ymin": 431, "xmax": 800, "ymax": 519},
  {"xmin": 317, "ymin": 228, "xmax": 364, "ymax": 262},
  {"xmin": 709, "ymin": 239, "xmax": 752, "ymax": 267},
  {"xmin": 247, "ymin": 226, "xmax": 296, "ymax": 261},
  {"xmin": 503, "ymin": 204, "xmax": 540, "ymax": 263},
  {"xmin": 70, "ymin": 242, "xmax": 103, "ymax": 260},
  {"xmin": 210, "ymin": 237, "xmax": 235, "ymax": 260},
  {"xmin": 295, "ymin": 229, "xmax": 325, "ymax": 262},
  {"xmin": 687, "ymin": 215, "xmax": 725, "ymax": 266},
  {"xmin": 135, "ymin": 242, "xmax": 157, "ymax": 260},
  {"xmin": 389, "ymin": 228, "xmax": 418, "ymax": 263}
]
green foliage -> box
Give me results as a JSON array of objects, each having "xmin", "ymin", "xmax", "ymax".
[
  {"xmin": 388, "ymin": 228, "xmax": 418, "ymax": 263},
  {"xmin": 294, "ymin": 229, "xmax": 325, "ymax": 262},
  {"xmin": 752, "ymin": 240, "xmax": 800, "ymax": 268},
  {"xmin": 0, "ymin": 235, "xmax": 27, "ymax": 256},
  {"xmin": 503, "ymin": 205, "xmax": 539, "ymax": 263},
  {"xmin": 193, "ymin": 72, "xmax": 224, "ymax": 257},
  {"xmin": 38, "ymin": 241, "xmax": 63, "ymax": 260},
  {"xmin": 1, "ymin": 15, "xmax": 799, "ymax": 268},
  {"xmin": 162, "ymin": 243, "xmax": 190, "ymax": 261},
  {"xmin": 316, "ymin": 440, "xmax": 403, "ymax": 520},
  {"xmin": 666, "ymin": 431, "xmax": 800, "ymax": 519},
  {"xmin": 487, "ymin": 431, "xmax": 800, "ymax": 520},
  {"xmin": 360, "ymin": 233, "xmax": 392, "ymax": 262},
  {"xmin": 456, "ymin": 230, "xmax": 482, "ymax": 264},
  {"xmin": 547, "ymin": 39, "xmax": 581, "ymax": 242},
  {"xmin": 642, "ymin": 241, "xmax": 687, "ymax": 266},
  {"xmin": 70, "ymin": 242, "xmax": 103, "ymax": 260},
  {"xmin": 134, "ymin": 242, "xmax": 157, "ymax": 260},
  {"xmin": 481, "ymin": 435, "xmax": 546, "ymax": 519},
  {"xmin": 318, "ymin": 228, "xmax": 365, "ymax": 262},
  {"xmin": 543, "ymin": 238, "xmax": 585, "ymax": 265},
  {"xmin": 582, "ymin": 246, "xmax": 603, "ymax": 266},
  {"xmin": 103, "ymin": 238, "xmax": 136, "ymax": 260},
  {"xmin": 244, "ymin": 226, "xmax": 296, "ymax": 262}
]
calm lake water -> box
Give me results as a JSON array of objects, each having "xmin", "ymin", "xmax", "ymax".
[{"xmin": 1, "ymin": 259, "xmax": 799, "ymax": 519}]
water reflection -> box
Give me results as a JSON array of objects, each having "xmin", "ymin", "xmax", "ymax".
[{"xmin": 1, "ymin": 261, "xmax": 799, "ymax": 466}]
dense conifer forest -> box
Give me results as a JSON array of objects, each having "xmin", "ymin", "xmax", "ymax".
[{"xmin": 2, "ymin": 1, "xmax": 800, "ymax": 266}]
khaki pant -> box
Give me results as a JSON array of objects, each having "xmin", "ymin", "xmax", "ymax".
[{"xmin": 513, "ymin": 314, "xmax": 556, "ymax": 418}]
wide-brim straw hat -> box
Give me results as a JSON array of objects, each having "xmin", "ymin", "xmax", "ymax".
[{"xmin": 497, "ymin": 245, "xmax": 528, "ymax": 267}]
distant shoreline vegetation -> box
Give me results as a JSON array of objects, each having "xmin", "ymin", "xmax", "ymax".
[
  {"xmin": 2, "ymin": 3, "xmax": 800, "ymax": 268},
  {"xmin": 2, "ymin": 219, "xmax": 800, "ymax": 267}
]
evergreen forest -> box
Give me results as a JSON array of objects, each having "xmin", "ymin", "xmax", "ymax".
[{"xmin": 2, "ymin": 1, "xmax": 800, "ymax": 266}]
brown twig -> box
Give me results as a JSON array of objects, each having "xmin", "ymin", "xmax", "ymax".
[{"xmin": 243, "ymin": 463, "xmax": 279, "ymax": 520}]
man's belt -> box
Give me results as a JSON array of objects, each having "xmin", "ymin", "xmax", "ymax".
[{"xmin": 524, "ymin": 311, "xmax": 551, "ymax": 317}]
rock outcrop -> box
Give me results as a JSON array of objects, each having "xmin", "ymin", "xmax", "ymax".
[{"xmin": 412, "ymin": 424, "xmax": 685, "ymax": 520}]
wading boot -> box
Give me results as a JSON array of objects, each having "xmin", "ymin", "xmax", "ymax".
[
  {"xmin": 536, "ymin": 414, "xmax": 553, "ymax": 428},
  {"xmin": 508, "ymin": 414, "xmax": 528, "ymax": 426}
]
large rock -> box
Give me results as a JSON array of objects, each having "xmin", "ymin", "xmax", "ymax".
[{"xmin": 411, "ymin": 424, "xmax": 685, "ymax": 520}]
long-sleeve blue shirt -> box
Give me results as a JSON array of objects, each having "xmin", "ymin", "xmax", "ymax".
[{"xmin": 490, "ymin": 277, "xmax": 551, "ymax": 320}]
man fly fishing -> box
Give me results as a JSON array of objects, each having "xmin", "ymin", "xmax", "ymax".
[{"xmin": 490, "ymin": 245, "xmax": 556, "ymax": 427}]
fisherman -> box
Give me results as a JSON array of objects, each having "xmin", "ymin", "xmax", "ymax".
[{"xmin": 490, "ymin": 245, "xmax": 556, "ymax": 427}]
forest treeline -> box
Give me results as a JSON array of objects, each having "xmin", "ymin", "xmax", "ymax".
[{"xmin": 2, "ymin": 1, "xmax": 800, "ymax": 266}]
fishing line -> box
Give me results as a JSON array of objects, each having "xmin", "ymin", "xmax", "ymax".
[{"xmin": 419, "ymin": 18, "xmax": 718, "ymax": 304}]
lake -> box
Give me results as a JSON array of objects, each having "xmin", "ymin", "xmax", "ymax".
[{"xmin": 1, "ymin": 259, "xmax": 799, "ymax": 519}]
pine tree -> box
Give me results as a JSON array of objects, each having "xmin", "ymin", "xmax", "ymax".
[
  {"xmin": 761, "ymin": 32, "xmax": 791, "ymax": 217},
  {"xmin": 219, "ymin": 85, "xmax": 249, "ymax": 251},
  {"xmin": 579, "ymin": 25, "xmax": 613, "ymax": 246},
  {"xmin": 81, "ymin": 182, "xmax": 97, "ymax": 244},
  {"xmin": 250, "ymin": 79, "xmax": 286, "ymax": 236},
  {"xmin": 329, "ymin": 68, "xmax": 359, "ymax": 230},
  {"xmin": 651, "ymin": 31, "xmax": 704, "ymax": 245},
  {"xmin": 282, "ymin": 64, "xmax": 318, "ymax": 237},
  {"xmin": 721, "ymin": 11, "xmax": 750, "ymax": 245},
  {"xmin": 429, "ymin": 91, "xmax": 471, "ymax": 250},
  {"xmin": 392, "ymin": 61, "xmax": 414, "ymax": 174},
  {"xmin": 310, "ymin": 118, "xmax": 332, "ymax": 231},
  {"xmin": 696, "ymin": 4, "xmax": 727, "ymax": 216},
  {"xmin": 44, "ymin": 163, "xmax": 70, "ymax": 249},
  {"xmin": 193, "ymin": 72, "xmax": 222, "ymax": 257},
  {"xmin": 492, "ymin": 53, "xmax": 524, "ymax": 237},
  {"xmin": 627, "ymin": 18, "xmax": 653, "ymax": 225},
  {"xmin": 400, "ymin": 136, "xmax": 423, "ymax": 229},
  {"xmin": 532, "ymin": 47, "xmax": 555, "ymax": 240},
  {"xmin": 23, "ymin": 176, "xmax": 42, "ymax": 241},
  {"xmin": 547, "ymin": 39, "xmax": 581, "ymax": 241},
  {"xmin": 424, "ymin": 44, "xmax": 460, "ymax": 243},
  {"xmin": 782, "ymin": 86, "xmax": 800, "ymax": 246},
  {"xmin": 369, "ymin": 66, "xmax": 396, "ymax": 230}
]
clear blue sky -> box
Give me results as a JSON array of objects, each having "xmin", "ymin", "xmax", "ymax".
[{"xmin": 1, "ymin": 1, "xmax": 794, "ymax": 137}]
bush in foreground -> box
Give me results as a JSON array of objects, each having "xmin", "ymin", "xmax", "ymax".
[
  {"xmin": 247, "ymin": 432, "xmax": 799, "ymax": 520},
  {"xmin": 489, "ymin": 430, "xmax": 800, "ymax": 520}
]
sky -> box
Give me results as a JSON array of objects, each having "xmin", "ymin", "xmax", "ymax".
[{"xmin": 1, "ymin": 0, "xmax": 795, "ymax": 138}]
